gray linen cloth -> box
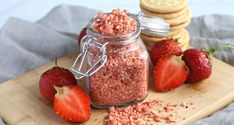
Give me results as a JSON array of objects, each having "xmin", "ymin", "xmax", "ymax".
[{"xmin": 0, "ymin": 4, "xmax": 234, "ymax": 125}]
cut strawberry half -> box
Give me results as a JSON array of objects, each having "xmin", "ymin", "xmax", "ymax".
[
  {"xmin": 154, "ymin": 55, "xmax": 187, "ymax": 92},
  {"xmin": 54, "ymin": 85, "xmax": 91, "ymax": 122}
]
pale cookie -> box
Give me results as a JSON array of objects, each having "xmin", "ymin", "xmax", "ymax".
[
  {"xmin": 140, "ymin": 0, "xmax": 188, "ymax": 13},
  {"xmin": 143, "ymin": 37, "xmax": 188, "ymax": 52},
  {"xmin": 141, "ymin": 7, "xmax": 188, "ymax": 19},
  {"xmin": 140, "ymin": 30, "xmax": 182, "ymax": 43},
  {"xmin": 181, "ymin": 40, "xmax": 189, "ymax": 51},
  {"xmin": 176, "ymin": 29, "xmax": 188, "ymax": 46},
  {"xmin": 144, "ymin": 38, "xmax": 188, "ymax": 52},
  {"xmin": 141, "ymin": 28, "xmax": 186, "ymax": 43},
  {"xmin": 141, "ymin": 34, "xmax": 163, "ymax": 52},
  {"xmin": 141, "ymin": 33, "xmax": 166, "ymax": 43},
  {"xmin": 178, "ymin": 29, "xmax": 190, "ymax": 51},
  {"xmin": 169, "ymin": 28, "xmax": 188, "ymax": 47},
  {"xmin": 170, "ymin": 19, "xmax": 191, "ymax": 31},
  {"xmin": 141, "ymin": 29, "xmax": 189, "ymax": 51},
  {"xmin": 166, "ymin": 8, "xmax": 191, "ymax": 26},
  {"xmin": 169, "ymin": 29, "xmax": 181, "ymax": 36}
]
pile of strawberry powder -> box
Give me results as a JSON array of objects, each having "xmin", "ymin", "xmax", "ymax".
[
  {"xmin": 92, "ymin": 9, "xmax": 137, "ymax": 35},
  {"xmin": 104, "ymin": 99, "xmax": 195, "ymax": 125}
]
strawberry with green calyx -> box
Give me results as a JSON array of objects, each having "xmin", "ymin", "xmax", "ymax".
[
  {"xmin": 54, "ymin": 85, "xmax": 91, "ymax": 122},
  {"xmin": 39, "ymin": 58, "xmax": 77, "ymax": 104},
  {"xmin": 182, "ymin": 45, "xmax": 234, "ymax": 83}
]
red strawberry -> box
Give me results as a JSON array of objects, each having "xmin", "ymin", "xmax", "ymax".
[
  {"xmin": 54, "ymin": 85, "xmax": 91, "ymax": 122},
  {"xmin": 77, "ymin": 27, "xmax": 87, "ymax": 45},
  {"xmin": 182, "ymin": 49, "xmax": 212, "ymax": 83},
  {"xmin": 39, "ymin": 59, "xmax": 77, "ymax": 104},
  {"xmin": 150, "ymin": 39, "xmax": 182, "ymax": 65},
  {"xmin": 154, "ymin": 55, "xmax": 187, "ymax": 92},
  {"xmin": 182, "ymin": 45, "xmax": 234, "ymax": 83}
]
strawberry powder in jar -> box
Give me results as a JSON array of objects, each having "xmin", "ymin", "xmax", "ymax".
[{"xmin": 72, "ymin": 9, "xmax": 161, "ymax": 108}]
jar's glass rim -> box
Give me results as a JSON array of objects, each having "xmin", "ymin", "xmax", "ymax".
[
  {"xmin": 140, "ymin": 12, "xmax": 170, "ymax": 37},
  {"xmin": 86, "ymin": 13, "xmax": 141, "ymax": 44}
]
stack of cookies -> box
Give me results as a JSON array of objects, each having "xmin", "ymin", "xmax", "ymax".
[{"xmin": 140, "ymin": 0, "xmax": 191, "ymax": 51}]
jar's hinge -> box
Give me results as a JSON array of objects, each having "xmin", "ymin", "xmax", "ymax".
[{"xmin": 71, "ymin": 35, "xmax": 108, "ymax": 79}]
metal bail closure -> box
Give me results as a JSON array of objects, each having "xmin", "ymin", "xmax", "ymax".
[
  {"xmin": 71, "ymin": 35, "xmax": 108, "ymax": 79},
  {"xmin": 137, "ymin": 12, "xmax": 170, "ymax": 37}
]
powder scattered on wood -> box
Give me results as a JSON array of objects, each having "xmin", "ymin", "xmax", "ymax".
[{"xmin": 104, "ymin": 99, "xmax": 195, "ymax": 125}]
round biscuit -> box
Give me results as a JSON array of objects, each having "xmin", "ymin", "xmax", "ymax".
[
  {"xmin": 166, "ymin": 8, "xmax": 192, "ymax": 26},
  {"xmin": 170, "ymin": 19, "xmax": 191, "ymax": 31},
  {"xmin": 142, "ymin": 29, "xmax": 190, "ymax": 51},
  {"xmin": 140, "ymin": 31, "xmax": 181, "ymax": 43},
  {"xmin": 169, "ymin": 29, "xmax": 181, "ymax": 36},
  {"xmin": 140, "ymin": 0, "xmax": 188, "ymax": 13},
  {"xmin": 176, "ymin": 29, "xmax": 187, "ymax": 45},
  {"xmin": 181, "ymin": 40, "xmax": 189, "ymax": 51},
  {"xmin": 179, "ymin": 29, "xmax": 190, "ymax": 51},
  {"xmin": 141, "ymin": 7, "xmax": 188, "ymax": 19}
]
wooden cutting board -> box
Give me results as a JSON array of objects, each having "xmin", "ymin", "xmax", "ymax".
[{"xmin": 1, "ymin": 52, "xmax": 234, "ymax": 125}]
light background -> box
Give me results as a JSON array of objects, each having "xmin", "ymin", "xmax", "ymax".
[{"xmin": 0, "ymin": 0, "xmax": 234, "ymax": 28}]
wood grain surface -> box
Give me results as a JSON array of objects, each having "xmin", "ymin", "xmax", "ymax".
[{"xmin": 0, "ymin": 52, "xmax": 234, "ymax": 125}]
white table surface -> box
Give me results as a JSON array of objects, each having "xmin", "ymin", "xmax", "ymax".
[{"xmin": 0, "ymin": 0, "xmax": 234, "ymax": 28}]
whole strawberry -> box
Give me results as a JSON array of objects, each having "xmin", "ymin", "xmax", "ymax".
[
  {"xmin": 39, "ymin": 59, "xmax": 77, "ymax": 104},
  {"xmin": 54, "ymin": 85, "xmax": 91, "ymax": 122},
  {"xmin": 182, "ymin": 49, "xmax": 211, "ymax": 83},
  {"xmin": 77, "ymin": 27, "xmax": 87, "ymax": 45},
  {"xmin": 182, "ymin": 45, "xmax": 234, "ymax": 83},
  {"xmin": 150, "ymin": 39, "xmax": 182, "ymax": 65}
]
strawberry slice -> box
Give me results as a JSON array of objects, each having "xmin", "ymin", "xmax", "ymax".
[
  {"xmin": 154, "ymin": 55, "xmax": 187, "ymax": 92},
  {"xmin": 54, "ymin": 85, "xmax": 91, "ymax": 122}
]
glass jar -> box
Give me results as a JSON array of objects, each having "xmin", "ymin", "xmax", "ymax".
[{"xmin": 72, "ymin": 12, "xmax": 169, "ymax": 108}]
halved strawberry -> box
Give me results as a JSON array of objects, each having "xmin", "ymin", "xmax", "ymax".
[
  {"xmin": 39, "ymin": 59, "xmax": 77, "ymax": 104},
  {"xmin": 154, "ymin": 55, "xmax": 187, "ymax": 92},
  {"xmin": 54, "ymin": 85, "xmax": 91, "ymax": 122}
]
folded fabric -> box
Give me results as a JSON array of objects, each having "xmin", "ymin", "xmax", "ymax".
[
  {"xmin": 0, "ymin": 4, "xmax": 233, "ymax": 125},
  {"xmin": 0, "ymin": 118, "xmax": 5, "ymax": 125},
  {"xmin": 188, "ymin": 14, "xmax": 234, "ymax": 66}
]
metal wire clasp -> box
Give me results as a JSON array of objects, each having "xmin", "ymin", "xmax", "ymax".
[{"xmin": 71, "ymin": 35, "xmax": 109, "ymax": 79}]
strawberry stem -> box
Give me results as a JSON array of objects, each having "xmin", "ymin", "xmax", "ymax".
[
  {"xmin": 207, "ymin": 45, "xmax": 234, "ymax": 58},
  {"xmin": 54, "ymin": 86, "xmax": 64, "ymax": 95}
]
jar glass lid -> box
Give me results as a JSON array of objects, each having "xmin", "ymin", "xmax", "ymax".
[{"xmin": 139, "ymin": 12, "xmax": 170, "ymax": 37}]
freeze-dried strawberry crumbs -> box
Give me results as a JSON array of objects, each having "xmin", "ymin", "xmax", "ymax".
[
  {"xmin": 92, "ymin": 9, "xmax": 137, "ymax": 35},
  {"xmin": 104, "ymin": 99, "xmax": 195, "ymax": 125},
  {"xmin": 89, "ymin": 9, "xmax": 148, "ymax": 106},
  {"xmin": 89, "ymin": 43, "xmax": 148, "ymax": 105}
]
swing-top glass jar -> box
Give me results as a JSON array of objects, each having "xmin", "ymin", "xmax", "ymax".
[{"xmin": 72, "ymin": 9, "xmax": 169, "ymax": 108}]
